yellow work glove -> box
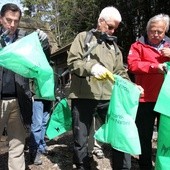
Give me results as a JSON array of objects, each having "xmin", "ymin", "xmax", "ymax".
[{"xmin": 91, "ymin": 63, "xmax": 114, "ymax": 82}]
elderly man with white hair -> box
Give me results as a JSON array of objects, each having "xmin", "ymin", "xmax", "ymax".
[
  {"xmin": 128, "ymin": 13, "xmax": 170, "ymax": 170},
  {"xmin": 67, "ymin": 6, "xmax": 135, "ymax": 170}
]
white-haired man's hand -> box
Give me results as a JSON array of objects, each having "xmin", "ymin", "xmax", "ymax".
[{"xmin": 91, "ymin": 63, "xmax": 114, "ymax": 81}]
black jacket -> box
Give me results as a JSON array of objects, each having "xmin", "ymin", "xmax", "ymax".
[{"xmin": 0, "ymin": 28, "xmax": 33, "ymax": 125}]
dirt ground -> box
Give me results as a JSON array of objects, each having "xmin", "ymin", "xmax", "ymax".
[{"xmin": 0, "ymin": 131, "xmax": 157, "ymax": 170}]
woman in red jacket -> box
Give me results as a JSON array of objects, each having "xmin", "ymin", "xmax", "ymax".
[{"xmin": 128, "ymin": 14, "xmax": 170, "ymax": 170}]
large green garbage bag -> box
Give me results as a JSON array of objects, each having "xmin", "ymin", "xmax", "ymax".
[
  {"xmin": 154, "ymin": 64, "xmax": 170, "ymax": 170},
  {"xmin": 94, "ymin": 75, "xmax": 141, "ymax": 155},
  {"xmin": 46, "ymin": 98, "xmax": 72, "ymax": 140},
  {"xmin": 0, "ymin": 32, "xmax": 55, "ymax": 100},
  {"xmin": 155, "ymin": 115, "xmax": 170, "ymax": 170},
  {"xmin": 154, "ymin": 67, "xmax": 170, "ymax": 117}
]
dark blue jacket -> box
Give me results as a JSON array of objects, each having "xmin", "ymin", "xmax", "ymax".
[{"xmin": 0, "ymin": 28, "xmax": 33, "ymax": 125}]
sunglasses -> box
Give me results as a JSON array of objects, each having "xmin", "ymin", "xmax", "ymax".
[{"xmin": 105, "ymin": 21, "xmax": 116, "ymax": 30}]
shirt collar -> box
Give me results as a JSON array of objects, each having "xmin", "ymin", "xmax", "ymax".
[
  {"xmin": 1, "ymin": 28, "xmax": 15, "ymax": 45},
  {"xmin": 147, "ymin": 39, "xmax": 165, "ymax": 50}
]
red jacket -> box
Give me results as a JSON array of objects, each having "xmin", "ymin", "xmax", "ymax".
[{"xmin": 127, "ymin": 36, "xmax": 170, "ymax": 102}]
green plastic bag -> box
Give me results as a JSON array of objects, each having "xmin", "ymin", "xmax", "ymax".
[
  {"xmin": 155, "ymin": 115, "xmax": 170, "ymax": 170},
  {"xmin": 46, "ymin": 98, "xmax": 72, "ymax": 140},
  {"xmin": 154, "ymin": 63, "xmax": 170, "ymax": 170},
  {"xmin": 154, "ymin": 68, "xmax": 170, "ymax": 117},
  {"xmin": 94, "ymin": 75, "xmax": 141, "ymax": 155},
  {"xmin": 0, "ymin": 32, "xmax": 55, "ymax": 100}
]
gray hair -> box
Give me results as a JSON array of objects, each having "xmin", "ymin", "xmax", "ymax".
[
  {"xmin": 98, "ymin": 6, "xmax": 122, "ymax": 23},
  {"xmin": 146, "ymin": 14, "xmax": 170, "ymax": 32}
]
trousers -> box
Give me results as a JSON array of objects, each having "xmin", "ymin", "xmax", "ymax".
[
  {"xmin": 88, "ymin": 114, "xmax": 103, "ymax": 154},
  {"xmin": 0, "ymin": 99, "xmax": 26, "ymax": 170},
  {"xmin": 29, "ymin": 100, "xmax": 50, "ymax": 154},
  {"xmin": 71, "ymin": 99, "xmax": 131, "ymax": 169},
  {"xmin": 136, "ymin": 102, "xmax": 160, "ymax": 170}
]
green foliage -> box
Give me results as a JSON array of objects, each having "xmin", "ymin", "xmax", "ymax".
[
  {"xmin": 56, "ymin": 0, "xmax": 100, "ymax": 46},
  {"xmin": 21, "ymin": 0, "xmax": 170, "ymax": 60}
]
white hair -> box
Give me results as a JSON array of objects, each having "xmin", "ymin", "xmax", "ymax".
[
  {"xmin": 146, "ymin": 14, "xmax": 170, "ymax": 32},
  {"xmin": 98, "ymin": 6, "xmax": 122, "ymax": 23}
]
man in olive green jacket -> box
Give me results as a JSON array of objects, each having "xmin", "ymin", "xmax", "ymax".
[{"xmin": 67, "ymin": 6, "xmax": 135, "ymax": 170}]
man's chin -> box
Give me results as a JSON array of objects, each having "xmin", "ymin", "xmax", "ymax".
[{"xmin": 151, "ymin": 40, "xmax": 161, "ymax": 46}]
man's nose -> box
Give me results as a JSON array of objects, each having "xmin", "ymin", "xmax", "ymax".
[{"xmin": 10, "ymin": 20, "xmax": 15, "ymax": 27}]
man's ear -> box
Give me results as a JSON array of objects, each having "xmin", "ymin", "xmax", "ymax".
[
  {"xmin": 98, "ymin": 18, "xmax": 104, "ymax": 29},
  {"xmin": 0, "ymin": 17, "xmax": 2, "ymax": 25},
  {"xmin": 98, "ymin": 18, "xmax": 105, "ymax": 24}
]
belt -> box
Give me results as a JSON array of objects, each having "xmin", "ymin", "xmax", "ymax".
[{"xmin": 1, "ymin": 94, "xmax": 17, "ymax": 100}]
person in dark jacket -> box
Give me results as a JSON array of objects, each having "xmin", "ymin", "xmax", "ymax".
[
  {"xmin": 0, "ymin": 3, "xmax": 49, "ymax": 170},
  {"xmin": 128, "ymin": 14, "xmax": 170, "ymax": 170}
]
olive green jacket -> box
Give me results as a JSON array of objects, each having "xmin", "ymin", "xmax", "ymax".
[{"xmin": 67, "ymin": 31, "xmax": 130, "ymax": 100}]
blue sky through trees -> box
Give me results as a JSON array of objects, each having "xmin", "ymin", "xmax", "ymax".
[{"xmin": 0, "ymin": 0, "xmax": 23, "ymax": 11}]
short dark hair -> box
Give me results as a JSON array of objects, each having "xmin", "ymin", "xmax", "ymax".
[{"xmin": 0, "ymin": 3, "xmax": 22, "ymax": 19}]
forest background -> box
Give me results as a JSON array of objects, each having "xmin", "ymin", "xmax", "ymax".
[{"xmin": 21, "ymin": 0, "xmax": 170, "ymax": 62}]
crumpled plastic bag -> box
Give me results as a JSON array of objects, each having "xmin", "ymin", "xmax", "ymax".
[
  {"xmin": 155, "ymin": 115, "xmax": 170, "ymax": 170},
  {"xmin": 46, "ymin": 98, "xmax": 72, "ymax": 140},
  {"xmin": 94, "ymin": 75, "xmax": 141, "ymax": 155},
  {"xmin": 0, "ymin": 32, "xmax": 55, "ymax": 100}
]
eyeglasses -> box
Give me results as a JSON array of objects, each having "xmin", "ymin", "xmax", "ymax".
[
  {"xmin": 107, "ymin": 25, "xmax": 115, "ymax": 30},
  {"xmin": 105, "ymin": 21, "xmax": 116, "ymax": 31},
  {"xmin": 149, "ymin": 30, "xmax": 165, "ymax": 35}
]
